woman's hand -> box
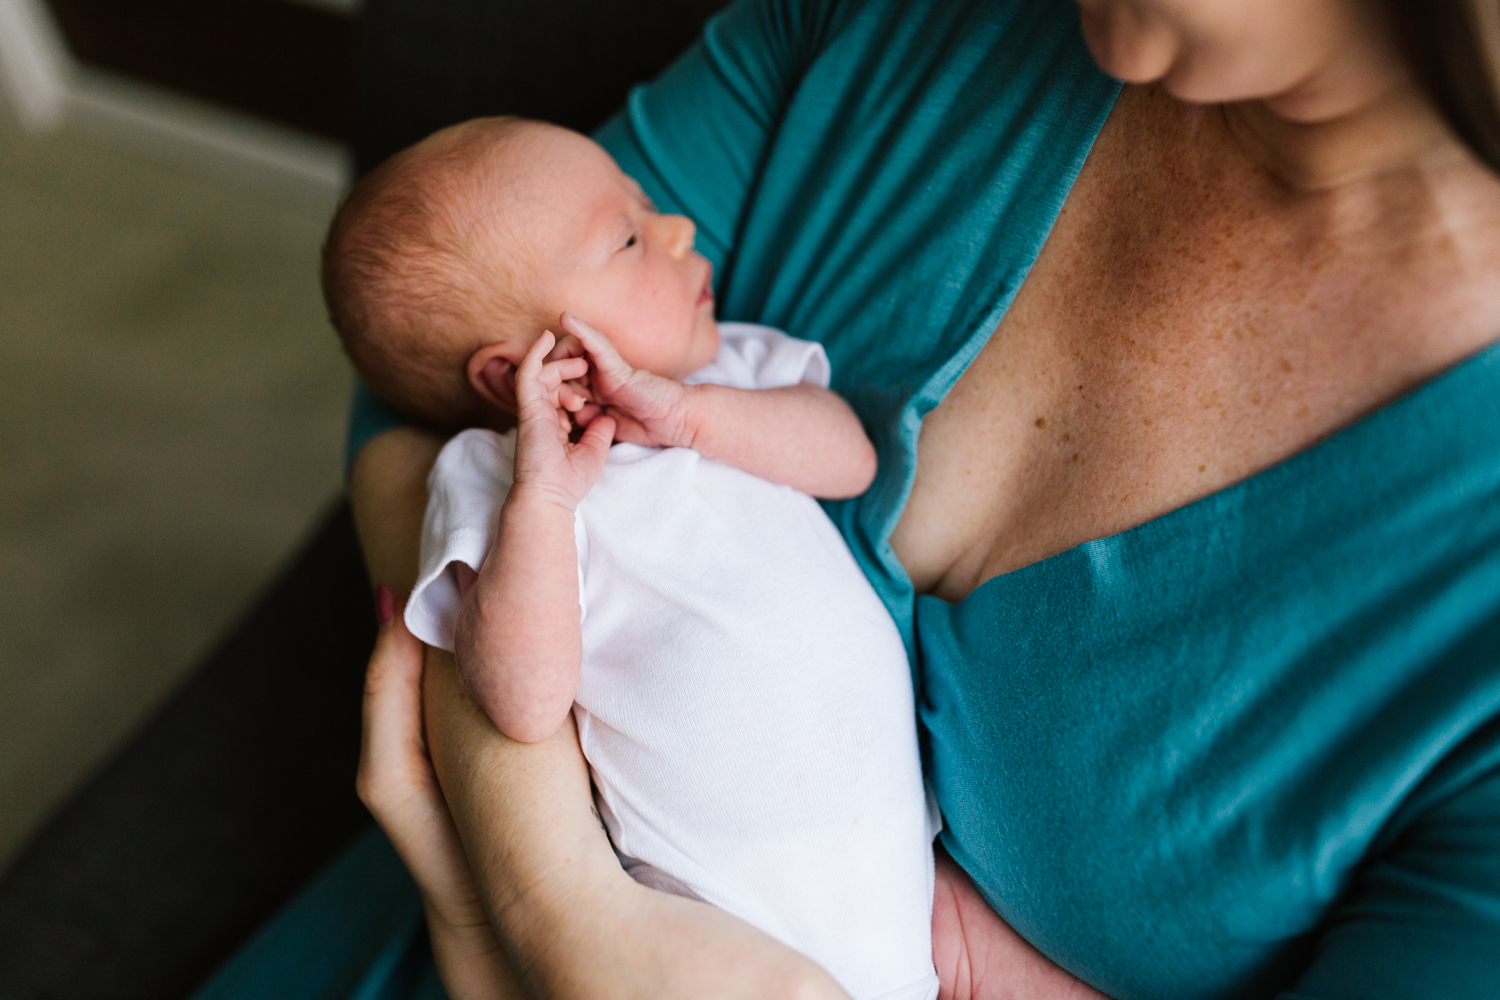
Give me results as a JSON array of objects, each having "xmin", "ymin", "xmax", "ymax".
[
  {"xmin": 356, "ymin": 587, "xmax": 523, "ymax": 1000},
  {"xmin": 932, "ymin": 848, "xmax": 1109, "ymax": 1000}
]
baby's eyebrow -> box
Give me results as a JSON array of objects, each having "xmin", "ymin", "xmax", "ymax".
[
  {"xmin": 588, "ymin": 212, "xmax": 634, "ymax": 255},
  {"xmin": 627, "ymin": 179, "xmax": 656, "ymax": 212}
]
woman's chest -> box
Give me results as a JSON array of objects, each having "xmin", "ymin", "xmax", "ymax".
[
  {"xmin": 892, "ymin": 92, "xmax": 1494, "ymax": 600},
  {"xmin": 913, "ymin": 395, "xmax": 1500, "ymax": 998}
]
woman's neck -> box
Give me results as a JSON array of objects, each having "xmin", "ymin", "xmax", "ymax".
[{"xmin": 1221, "ymin": 81, "xmax": 1468, "ymax": 193}]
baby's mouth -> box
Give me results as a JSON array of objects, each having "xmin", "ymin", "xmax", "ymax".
[{"xmin": 697, "ymin": 276, "xmax": 714, "ymax": 306}]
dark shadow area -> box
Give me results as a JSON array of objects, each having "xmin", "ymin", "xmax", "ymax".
[
  {"xmin": 352, "ymin": 0, "xmax": 731, "ymax": 173},
  {"xmin": 0, "ymin": 504, "xmax": 375, "ymax": 1000}
]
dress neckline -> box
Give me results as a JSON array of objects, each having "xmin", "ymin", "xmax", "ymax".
[{"xmin": 923, "ymin": 337, "xmax": 1500, "ymax": 605}]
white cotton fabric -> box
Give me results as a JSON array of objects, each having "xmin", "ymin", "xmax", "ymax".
[{"xmin": 407, "ymin": 323, "xmax": 937, "ymax": 1000}]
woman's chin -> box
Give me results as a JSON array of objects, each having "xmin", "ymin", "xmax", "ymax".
[{"xmin": 1077, "ymin": 7, "xmax": 1176, "ymax": 87}]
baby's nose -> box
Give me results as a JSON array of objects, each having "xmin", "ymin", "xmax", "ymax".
[{"xmin": 659, "ymin": 214, "xmax": 696, "ymax": 260}]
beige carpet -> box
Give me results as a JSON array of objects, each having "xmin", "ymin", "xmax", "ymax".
[{"xmin": 0, "ymin": 103, "xmax": 353, "ymax": 872}]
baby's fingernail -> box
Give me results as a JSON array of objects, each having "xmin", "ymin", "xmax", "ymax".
[{"xmin": 375, "ymin": 585, "xmax": 395, "ymax": 625}]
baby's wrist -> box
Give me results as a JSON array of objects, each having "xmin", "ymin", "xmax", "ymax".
[
  {"xmin": 673, "ymin": 382, "xmax": 711, "ymax": 450},
  {"xmin": 504, "ymin": 482, "xmax": 582, "ymax": 518}
]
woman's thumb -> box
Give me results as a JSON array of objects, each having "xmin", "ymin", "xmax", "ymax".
[{"xmin": 364, "ymin": 585, "xmax": 423, "ymax": 728}]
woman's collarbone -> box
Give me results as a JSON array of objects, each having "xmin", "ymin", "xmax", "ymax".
[{"xmin": 898, "ymin": 266, "xmax": 1491, "ymax": 601}]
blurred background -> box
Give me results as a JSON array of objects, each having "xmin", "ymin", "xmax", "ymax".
[{"xmin": 0, "ymin": 0, "xmax": 360, "ymax": 874}]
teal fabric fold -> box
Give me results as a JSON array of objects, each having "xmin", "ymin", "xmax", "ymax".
[{"xmin": 192, "ymin": 826, "xmax": 445, "ymax": 1000}]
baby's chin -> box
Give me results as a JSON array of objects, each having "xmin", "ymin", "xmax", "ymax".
[{"xmin": 690, "ymin": 317, "xmax": 722, "ymax": 371}]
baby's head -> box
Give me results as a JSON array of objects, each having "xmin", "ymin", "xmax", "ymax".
[{"xmin": 323, "ymin": 117, "xmax": 719, "ymax": 431}]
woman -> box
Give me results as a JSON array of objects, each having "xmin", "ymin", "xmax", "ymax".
[{"xmin": 336, "ymin": 0, "xmax": 1500, "ymax": 997}]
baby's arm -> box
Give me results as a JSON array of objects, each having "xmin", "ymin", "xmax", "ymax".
[
  {"xmin": 684, "ymin": 382, "xmax": 876, "ymax": 499},
  {"xmin": 453, "ymin": 332, "xmax": 616, "ymax": 744},
  {"xmin": 559, "ymin": 313, "xmax": 876, "ymax": 499}
]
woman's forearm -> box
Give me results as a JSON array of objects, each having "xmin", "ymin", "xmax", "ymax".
[
  {"xmin": 350, "ymin": 423, "xmax": 624, "ymax": 991},
  {"xmin": 423, "ymin": 646, "xmax": 628, "ymax": 992},
  {"xmin": 424, "ymin": 898, "xmax": 524, "ymax": 1000}
]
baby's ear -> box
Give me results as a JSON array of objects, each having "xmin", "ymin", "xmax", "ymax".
[{"xmin": 467, "ymin": 343, "xmax": 519, "ymax": 414}]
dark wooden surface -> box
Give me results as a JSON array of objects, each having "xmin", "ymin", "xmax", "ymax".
[{"xmin": 45, "ymin": 0, "xmax": 354, "ymax": 140}]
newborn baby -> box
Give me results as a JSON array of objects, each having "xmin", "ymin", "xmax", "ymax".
[{"xmin": 324, "ymin": 117, "xmax": 937, "ymax": 1000}]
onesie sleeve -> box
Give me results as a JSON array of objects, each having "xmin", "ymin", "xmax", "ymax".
[
  {"xmin": 684, "ymin": 322, "xmax": 831, "ymax": 390},
  {"xmin": 1276, "ymin": 748, "xmax": 1500, "ymax": 999},
  {"xmin": 594, "ymin": 0, "xmax": 840, "ymax": 272},
  {"xmin": 404, "ymin": 428, "xmax": 516, "ymax": 651}
]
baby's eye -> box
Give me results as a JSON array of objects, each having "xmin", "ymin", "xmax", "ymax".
[{"xmin": 622, "ymin": 235, "xmax": 637, "ymax": 250}]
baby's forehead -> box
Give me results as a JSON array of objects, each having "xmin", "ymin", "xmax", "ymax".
[
  {"xmin": 473, "ymin": 122, "xmax": 608, "ymax": 189},
  {"xmin": 478, "ymin": 134, "xmax": 634, "ymax": 247}
]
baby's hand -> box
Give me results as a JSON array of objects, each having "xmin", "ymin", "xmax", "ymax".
[
  {"xmin": 511, "ymin": 330, "xmax": 616, "ymax": 511},
  {"xmin": 553, "ymin": 312, "xmax": 695, "ymax": 450}
]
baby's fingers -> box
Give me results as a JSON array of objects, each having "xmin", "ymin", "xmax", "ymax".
[
  {"xmin": 560, "ymin": 313, "xmax": 630, "ymax": 377},
  {"xmin": 514, "ymin": 331, "xmax": 562, "ymax": 418},
  {"xmin": 572, "ymin": 402, "xmax": 604, "ymax": 427},
  {"xmin": 548, "ymin": 356, "xmax": 589, "ymax": 381},
  {"xmin": 575, "ymin": 413, "xmax": 616, "ymax": 469},
  {"xmin": 522, "ymin": 337, "xmax": 587, "ymax": 399},
  {"xmin": 558, "ymin": 383, "xmax": 590, "ymax": 413},
  {"xmin": 515, "ymin": 331, "xmax": 555, "ymax": 388},
  {"xmin": 544, "ymin": 331, "xmax": 586, "ymax": 363}
]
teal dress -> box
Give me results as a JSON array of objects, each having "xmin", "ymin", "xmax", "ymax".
[{"xmin": 207, "ymin": 0, "xmax": 1500, "ymax": 997}]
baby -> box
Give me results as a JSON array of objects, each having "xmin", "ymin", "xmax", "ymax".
[{"xmin": 324, "ymin": 118, "xmax": 937, "ymax": 1000}]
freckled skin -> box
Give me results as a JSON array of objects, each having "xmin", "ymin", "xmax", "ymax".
[{"xmin": 892, "ymin": 84, "xmax": 1500, "ymax": 602}]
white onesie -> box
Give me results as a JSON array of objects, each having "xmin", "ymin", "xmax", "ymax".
[{"xmin": 407, "ymin": 323, "xmax": 938, "ymax": 1000}]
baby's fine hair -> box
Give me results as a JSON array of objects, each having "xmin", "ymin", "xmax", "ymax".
[{"xmin": 322, "ymin": 117, "xmax": 537, "ymax": 432}]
